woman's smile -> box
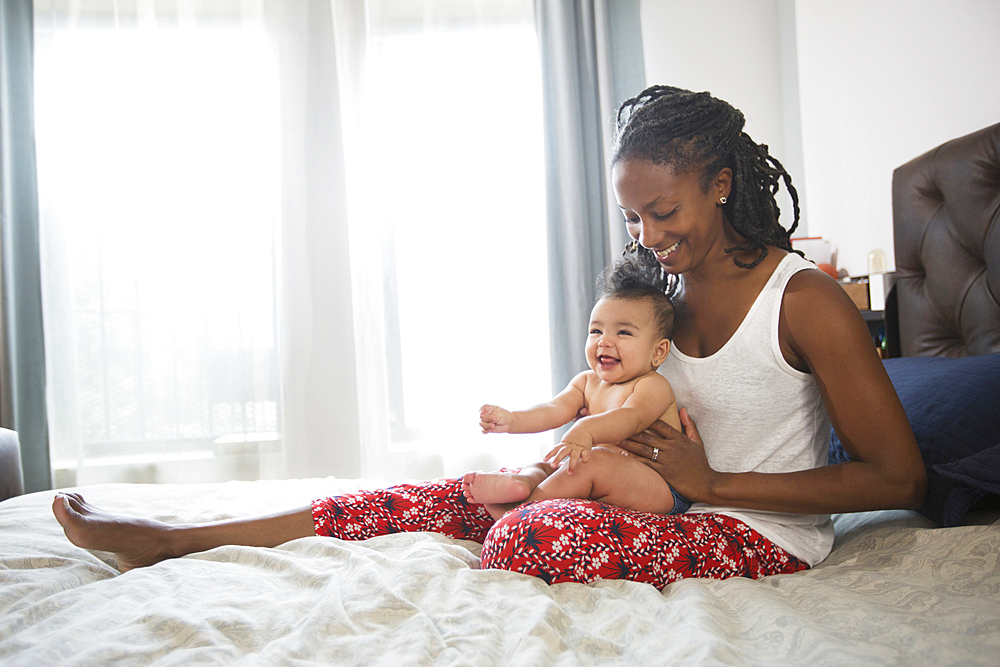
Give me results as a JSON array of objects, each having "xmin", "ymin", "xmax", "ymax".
[{"xmin": 653, "ymin": 239, "xmax": 682, "ymax": 263}]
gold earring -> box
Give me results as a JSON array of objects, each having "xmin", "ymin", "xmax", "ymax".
[{"xmin": 719, "ymin": 196, "xmax": 727, "ymax": 205}]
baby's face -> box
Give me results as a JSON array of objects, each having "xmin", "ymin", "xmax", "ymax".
[{"xmin": 585, "ymin": 297, "xmax": 667, "ymax": 384}]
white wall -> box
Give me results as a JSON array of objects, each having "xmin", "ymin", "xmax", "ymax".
[
  {"xmin": 639, "ymin": 0, "xmax": 1000, "ymax": 277},
  {"xmin": 639, "ymin": 0, "xmax": 805, "ymax": 239},
  {"xmin": 794, "ymin": 0, "xmax": 1000, "ymax": 276}
]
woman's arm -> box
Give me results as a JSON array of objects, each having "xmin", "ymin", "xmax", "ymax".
[{"xmin": 621, "ymin": 271, "xmax": 927, "ymax": 514}]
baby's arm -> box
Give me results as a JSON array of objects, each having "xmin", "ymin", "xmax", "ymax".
[
  {"xmin": 480, "ymin": 373, "xmax": 589, "ymax": 434},
  {"xmin": 547, "ymin": 374, "xmax": 678, "ymax": 470}
]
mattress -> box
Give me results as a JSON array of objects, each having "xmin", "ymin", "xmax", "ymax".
[{"xmin": 1, "ymin": 477, "xmax": 998, "ymax": 666}]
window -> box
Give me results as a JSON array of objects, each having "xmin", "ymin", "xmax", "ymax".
[
  {"xmin": 34, "ymin": 4, "xmax": 282, "ymax": 484},
  {"xmin": 34, "ymin": 0, "xmax": 553, "ymax": 484}
]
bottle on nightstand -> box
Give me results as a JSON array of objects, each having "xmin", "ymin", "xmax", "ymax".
[{"xmin": 866, "ymin": 249, "xmax": 895, "ymax": 311}]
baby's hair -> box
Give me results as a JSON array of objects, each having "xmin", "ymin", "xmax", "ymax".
[
  {"xmin": 612, "ymin": 85, "xmax": 802, "ymax": 295},
  {"xmin": 596, "ymin": 254, "xmax": 675, "ymax": 339}
]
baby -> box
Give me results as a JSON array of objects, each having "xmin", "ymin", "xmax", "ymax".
[{"xmin": 463, "ymin": 256, "xmax": 690, "ymax": 520}]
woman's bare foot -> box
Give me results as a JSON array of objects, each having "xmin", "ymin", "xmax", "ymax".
[{"xmin": 52, "ymin": 492, "xmax": 178, "ymax": 572}]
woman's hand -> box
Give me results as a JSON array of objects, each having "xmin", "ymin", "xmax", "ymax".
[{"xmin": 618, "ymin": 408, "xmax": 718, "ymax": 501}]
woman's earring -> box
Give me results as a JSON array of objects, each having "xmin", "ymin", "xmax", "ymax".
[{"xmin": 719, "ymin": 196, "xmax": 727, "ymax": 205}]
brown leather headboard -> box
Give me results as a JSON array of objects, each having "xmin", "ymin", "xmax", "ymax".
[{"xmin": 892, "ymin": 123, "xmax": 1000, "ymax": 357}]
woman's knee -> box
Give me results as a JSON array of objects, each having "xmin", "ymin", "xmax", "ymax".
[{"xmin": 480, "ymin": 498, "xmax": 619, "ymax": 585}]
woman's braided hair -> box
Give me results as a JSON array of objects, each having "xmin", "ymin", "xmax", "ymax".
[{"xmin": 611, "ymin": 85, "xmax": 802, "ymax": 295}]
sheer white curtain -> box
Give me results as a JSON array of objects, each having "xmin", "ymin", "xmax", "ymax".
[
  {"xmin": 35, "ymin": 0, "xmax": 285, "ymax": 486},
  {"xmin": 331, "ymin": 0, "xmax": 552, "ymax": 480},
  {"xmin": 34, "ymin": 0, "xmax": 551, "ymax": 486},
  {"xmin": 264, "ymin": 0, "xmax": 364, "ymax": 482}
]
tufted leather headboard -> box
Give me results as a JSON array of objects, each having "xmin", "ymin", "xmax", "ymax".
[{"xmin": 891, "ymin": 123, "xmax": 1000, "ymax": 357}]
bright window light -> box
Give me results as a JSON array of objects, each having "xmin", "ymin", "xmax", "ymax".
[
  {"xmin": 34, "ymin": 22, "xmax": 282, "ymax": 464},
  {"xmin": 357, "ymin": 18, "xmax": 552, "ymax": 474}
]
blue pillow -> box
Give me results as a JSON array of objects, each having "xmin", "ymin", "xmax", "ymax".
[
  {"xmin": 933, "ymin": 444, "xmax": 1000, "ymax": 522},
  {"xmin": 829, "ymin": 353, "xmax": 1000, "ymax": 527}
]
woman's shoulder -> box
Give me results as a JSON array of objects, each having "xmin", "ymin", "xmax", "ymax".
[
  {"xmin": 783, "ymin": 262, "xmax": 854, "ymax": 311},
  {"xmin": 782, "ymin": 266, "xmax": 862, "ymax": 334},
  {"xmin": 780, "ymin": 260, "xmax": 875, "ymax": 368}
]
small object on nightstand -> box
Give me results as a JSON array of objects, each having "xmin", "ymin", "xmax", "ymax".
[
  {"xmin": 839, "ymin": 278, "xmax": 870, "ymax": 309},
  {"xmin": 866, "ymin": 249, "xmax": 894, "ymax": 311},
  {"xmin": 838, "ymin": 274, "xmax": 896, "ymax": 312},
  {"xmin": 867, "ymin": 248, "xmax": 888, "ymax": 274},
  {"xmin": 868, "ymin": 272, "xmax": 896, "ymax": 311}
]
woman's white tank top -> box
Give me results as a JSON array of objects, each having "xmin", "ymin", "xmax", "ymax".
[{"xmin": 661, "ymin": 252, "xmax": 834, "ymax": 566}]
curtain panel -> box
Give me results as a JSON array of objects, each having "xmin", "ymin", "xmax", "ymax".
[
  {"xmin": 1, "ymin": 0, "xmax": 50, "ymax": 493},
  {"xmin": 536, "ymin": 0, "xmax": 645, "ymax": 395},
  {"xmin": 265, "ymin": 0, "xmax": 363, "ymax": 480}
]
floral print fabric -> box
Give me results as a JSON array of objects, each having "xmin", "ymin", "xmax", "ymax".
[{"xmin": 312, "ymin": 477, "xmax": 807, "ymax": 590}]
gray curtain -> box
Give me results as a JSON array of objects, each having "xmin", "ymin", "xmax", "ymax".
[
  {"xmin": 0, "ymin": 0, "xmax": 50, "ymax": 492},
  {"xmin": 535, "ymin": 0, "xmax": 645, "ymax": 394}
]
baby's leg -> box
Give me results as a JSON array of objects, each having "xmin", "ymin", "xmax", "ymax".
[
  {"xmin": 462, "ymin": 463, "xmax": 554, "ymax": 520},
  {"xmin": 528, "ymin": 447, "xmax": 676, "ymax": 515}
]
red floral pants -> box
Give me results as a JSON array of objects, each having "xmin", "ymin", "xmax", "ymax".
[{"xmin": 311, "ymin": 477, "xmax": 807, "ymax": 589}]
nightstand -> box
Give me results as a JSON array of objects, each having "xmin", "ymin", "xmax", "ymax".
[
  {"xmin": 861, "ymin": 308, "xmax": 898, "ymax": 358},
  {"xmin": 838, "ymin": 274, "xmax": 899, "ymax": 358}
]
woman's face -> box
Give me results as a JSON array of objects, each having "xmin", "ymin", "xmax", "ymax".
[{"xmin": 612, "ymin": 158, "xmax": 733, "ymax": 276}]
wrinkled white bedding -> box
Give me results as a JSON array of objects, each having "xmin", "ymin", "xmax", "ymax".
[{"xmin": 1, "ymin": 478, "xmax": 998, "ymax": 666}]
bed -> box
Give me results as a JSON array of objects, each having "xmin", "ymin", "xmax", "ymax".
[{"xmin": 2, "ymin": 125, "xmax": 999, "ymax": 666}]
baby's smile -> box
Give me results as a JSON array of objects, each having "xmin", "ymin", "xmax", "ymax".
[{"xmin": 597, "ymin": 354, "xmax": 621, "ymax": 370}]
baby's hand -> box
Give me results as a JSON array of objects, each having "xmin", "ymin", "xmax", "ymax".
[
  {"xmin": 480, "ymin": 405, "xmax": 514, "ymax": 433},
  {"xmin": 545, "ymin": 438, "xmax": 592, "ymax": 472}
]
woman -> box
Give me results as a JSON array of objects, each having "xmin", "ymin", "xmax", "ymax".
[{"xmin": 53, "ymin": 85, "xmax": 926, "ymax": 588}]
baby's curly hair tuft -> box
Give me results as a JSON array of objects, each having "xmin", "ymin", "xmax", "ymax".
[{"xmin": 596, "ymin": 253, "xmax": 675, "ymax": 340}]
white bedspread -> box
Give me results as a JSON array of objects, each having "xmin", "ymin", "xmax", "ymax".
[{"xmin": 1, "ymin": 478, "xmax": 998, "ymax": 666}]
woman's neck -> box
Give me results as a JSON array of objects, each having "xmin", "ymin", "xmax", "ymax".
[{"xmin": 672, "ymin": 247, "xmax": 787, "ymax": 358}]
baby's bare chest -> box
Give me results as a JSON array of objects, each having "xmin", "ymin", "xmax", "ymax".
[{"xmin": 584, "ymin": 380, "xmax": 637, "ymax": 415}]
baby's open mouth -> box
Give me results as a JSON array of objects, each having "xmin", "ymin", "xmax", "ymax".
[{"xmin": 597, "ymin": 355, "xmax": 620, "ymax": 368}]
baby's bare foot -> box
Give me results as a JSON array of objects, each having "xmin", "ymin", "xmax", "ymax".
[
  {"xmin": 52, "ymin": 492, "xmax": 177, "ymax": 572},
  {"xmin": 462, "ymin": 471, "xmax": 534, "ymax": 505}
]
